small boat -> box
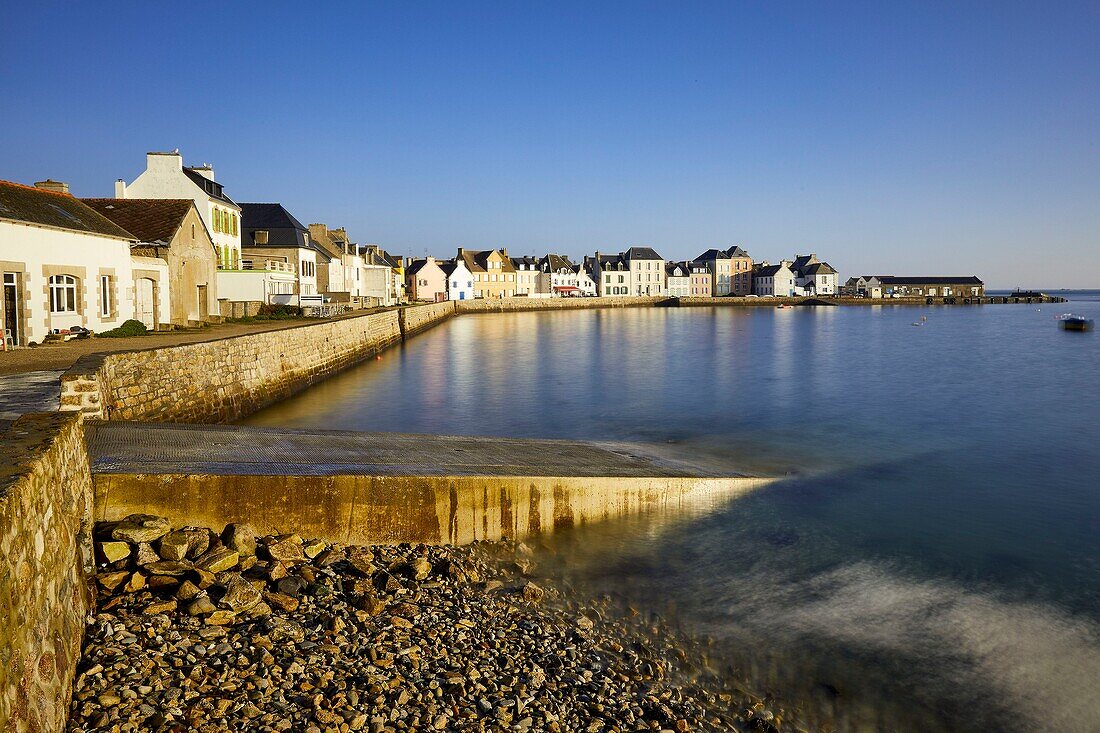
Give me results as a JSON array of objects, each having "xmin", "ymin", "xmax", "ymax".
[
  {"xmin": 1058, "ymin": 314, "xmax": 1094, "ymax": 331},
  {"xmin": 777, "ymin": 304, "xmax": 793, "ymax": 309}
]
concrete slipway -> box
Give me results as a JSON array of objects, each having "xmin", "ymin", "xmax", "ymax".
[{"xmin": 86, "ymin": 422, "xmax": 774, "ymax": 546}]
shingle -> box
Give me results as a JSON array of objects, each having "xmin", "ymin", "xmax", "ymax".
[
  {"xmin": 0, "ymin": 181, "xmax": 135, "ymax": 239},
  {"xmin": 81, "ymin": 198, "xmax": 193, "ymax": 243}
]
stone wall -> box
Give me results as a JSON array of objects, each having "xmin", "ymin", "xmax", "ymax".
[
  {"xmin": 398, "ymin": 300, "xmax": 456, "ymax": 337},
  {"xmin": 61, "ymin": 310, "xmax": 403, "ymax": 423},
  {"xmin": 0, "ymin": 412, "xmax": 94, "ymax": 733},
  {"xmin": 59, "ymin": 303, "xmax": 462, "ymax": 424},
  {"xmin": 456, "ymin": 296, "xmax": 663, "ymax": 313}
]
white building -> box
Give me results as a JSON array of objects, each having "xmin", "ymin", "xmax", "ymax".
[
  {"xmin": 790, "ymin": 254, "xmax": 839, "ymax": 296},
  {"xmin": 592, "ymin": 253, "xmax": 630, "ymax": 296},
  {"xmin": 574, "ymin": 261, "xmax": 597, "ymax": 296},
  {"xmin": 239, "ymin": 203, "xmax": 321, "ymax": 307},
  {"xmin": 665, "ymin": 262, "xmax": 692, "ymax": 297},
  {"xmin": 511, "ymin": 256, "xmax": 541, "ymax": 296},
  {"xmin": 0, "ymin": 179, "xmax": 151, "ymax": 346},
  {"xmin": 752, "ymin": 262, "xmax": 797, "ymax": 296},
  {"xmin": 538, "ymin": 254, "xmax": 579, "ymax": 296},
  {"xmin": 441, "ymin": 258, "xmax": 475, "ymax": 301},
  {"xmin": 115, "ymin": 151, "xmax": 242, "ymax": 275}
]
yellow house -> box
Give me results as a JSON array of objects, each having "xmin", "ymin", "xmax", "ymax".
[{"xmin": 457, "ymin": 248, "xmax": 516, "ymax": 299}]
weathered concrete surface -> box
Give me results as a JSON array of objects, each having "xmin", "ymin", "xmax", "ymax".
[
  {"xmin": 0, "ymin": 370, "xmax": 62, "ymax": 429},
  {"xmin": 87, "ymin": 422, "xmax": 773, "ymax": 546},
  {"xmin": 0, "ymin": 412, "xmax": 94, "ymax": 733}
]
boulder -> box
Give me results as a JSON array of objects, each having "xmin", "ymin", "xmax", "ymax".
[
  {"xmin": 146, "ymin": 560, "xmax": 192, "ymax": 577},
  {"xmin": 97, "ymin": 541, "xmax": 130, "ymax": 564},
  {"xmin": 111, "ymin": 514, "xmax": 171, "ymax": 544},
  {"xmin": 187, "ymin": 595, "xmax": 216, "ymax": 616},
  {"xmin": 157, "ymin": 531, "xmax": 192, "ymax": 562},
  {"xmin": 222, "ymin": 523, "xmax": 257, "ymax": 556},
  {"xmin": 265, "ymin": 535, "xmax": 305, "ymax": 565},
  {"xmin": 196, "ymin": 548, "xmax": 240, "ymax": 573},
  {"xmin": 220, "ymin": 575, "xmax": 262, "ymax": 613}
]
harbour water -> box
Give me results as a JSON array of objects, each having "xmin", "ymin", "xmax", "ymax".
[{"xmin": 245, "ymin": 293, "xmax": 1100, "ymax": 732}]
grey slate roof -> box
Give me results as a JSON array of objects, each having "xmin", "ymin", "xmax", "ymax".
[
  {"xmin": 540, "ymin": 254, "xmax": 574, "ymax": 272},
  {"xmin": 183, "ymin": 168, "xmax": 237, "ymax": 207},
  {"xmin": 240, "ymin": 203, "xmax": 311, "ymax": 248},
  {"xmin": 625, "ymin": 246, "xmax": 662, "ymax": 261},
  {"xmin": 875, "ymin": 276, "xmax": 983, "ymax": 285}
]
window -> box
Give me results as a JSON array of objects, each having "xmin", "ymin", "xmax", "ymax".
[
  {"xmin": 191, "ymin": 223, "xmax": 196, "ymax": 240},
  {"xmin": 100, "ymin": 275, "xmax": 111, "ymax": 317},
  {"xmin": 231, "ymin": 213, "xmax": 238, "ymax": 236},
  {"xmin": 213, "ymin": 208, "xmax": 222, "ymax": 233},
  {"xmin": 49, "ymin": 275, "xmax": 77, "ymax": 313}
]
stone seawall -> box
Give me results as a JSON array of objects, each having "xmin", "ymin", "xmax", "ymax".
[
  {"xmin": 60, "ymin": 304, "xmax": 457, "ymax": 424},
  {"xmin": 398, "ymin": 300, "xmax": 456, "ymax": 337},
  {"xmin": 0, "ymin": 413, "xmax": 94, "ymax": 733},
  {"xmin": 456, "ymin": 296, "xmax": 663, "ymax": 313}
]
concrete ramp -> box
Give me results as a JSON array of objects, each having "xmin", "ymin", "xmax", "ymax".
[{"xmin": 87, "ymin": 422, "xmax": 773, "ymax": 545}]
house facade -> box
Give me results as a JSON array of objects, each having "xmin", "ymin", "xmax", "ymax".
[
  {"xmin": 406, "ymin": 257, "xmax": 448, "ymax": 302},
  {"xmin": 790, "ymin": 254, "xmax": 839, "ymax": 296},
  {"xmin": 666, "ymin": 262, "xmax": 692, "ymax": 297},
  {"xmin": 1, "ymin": 179, "xmax": 141, "ymax": 345},
  {"xmin": 574, "ymin": 262, "xmax": 597, "ymax": 296},
  {"xmin": 458, "ymin": 248, "xmax": 515, "ymax": 298},
  {"xmin": 753, "ymin": 262, "xmax": 797, "ymax": 296},
  {"xmin": 872, "ymin": 276, "xmax": 984, "ymax": 298},
  {"xmin": 82, "ymin": 198, "xmax": 219, "ymax": 325},
  {"xmin": 237, "ymin": 203, "xmax": 321, "ymax": 306},
  {"xmin": 592, "ymin": 253, "xmax": 630, "ymax": 296},
  {"xmin": 308, "ymin": 223, "xmax": 360, "ymax": 302},
  {"xmin": 625, "ymin": 247, "xmax": 665, "ymax": 296},
  {"xmin": 441, "ymin": 258, "xmax": 474, "ymax": 301},
  {"xmin": 115, "ymin": 151, "xmax": 242, "ymax": 273},
  {"xmin": 689, "ymin": 261, "xmax": 711, "ymax": 297},
  {"xmin": 692, "ymin": 246, "xmax": 752, "ymax": 296},
  {"xmin": 538, "ymin": 254, "xmax": 578, "ymax": 296},
  {"xmin": 511, "ymin": 255, "xmax": 540, "ymax": 296}
]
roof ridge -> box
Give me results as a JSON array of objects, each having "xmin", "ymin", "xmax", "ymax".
[{"xmin": 0, "ymin": 178, "xmax": 75, "ymax": 198}]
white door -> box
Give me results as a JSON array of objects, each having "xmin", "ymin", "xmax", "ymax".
[{"xmin": 135, "ymin": 278, "xmax": 155, "ymax": 329}]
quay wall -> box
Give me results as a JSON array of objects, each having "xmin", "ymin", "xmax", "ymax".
[
  {"xmin": 456, "ymin": 296, "xmax": 663, "ymax": 313},
  {"xmin": 0, "ymin": 413, "xmax": 94, "ymax": 733},
  {"xmin": 60, "ymin": 303, "xmax": 456, "ymax": 424},
  {"xmin": 93, "ymin": 472, "xmax": 770, "ymax": 546}
]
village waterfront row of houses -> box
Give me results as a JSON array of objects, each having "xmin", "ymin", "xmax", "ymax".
[{"xmin": 0, "ymin": 149, "xmax": 985, "ymax": 348}]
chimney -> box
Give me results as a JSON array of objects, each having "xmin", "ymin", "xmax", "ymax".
[
  {"xmin": 147, "ymin": 150, "xmax": 183, "ymax": 171},
  {"xmin": 500, "ymin": 247, "xmax": 508, "ymax": 257},
  {"xmin": 190, "ymin": 164, "xmax": 216, "ymax": 181},
  {"xmin": 115, "ymin": 179, "xmax": 127, "ymax": 198},
  {"xmin": 457, "ymin": 247, "xmax": 465, "ymax": 259},
  {"xmin": 34, "ymin": 179, "xmax": 69, "ymax": 194}
]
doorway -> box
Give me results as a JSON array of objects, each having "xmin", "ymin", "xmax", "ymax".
[
  {"xmin": 197, "ymin": 285, "xmax": 209, "ymax": 321},
  {"xmin": 135, "ymin": 278, "xmax": 156, "ymax": 329},
  {"xmin": 3, "ymin": 272, "xmax": 21, "ymax": 346}
]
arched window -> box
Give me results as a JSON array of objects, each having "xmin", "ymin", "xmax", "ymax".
[{"xmin": 49, "ymin": 274, "xmax": 78, "ymax": 313}]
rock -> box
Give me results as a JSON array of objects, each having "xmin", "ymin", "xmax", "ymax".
[
  {"xmin": 522, "ymin": 582, "xmax": 545, "ymax": 604},
  {"xmin": 205, "ymin": 610, "xmax": 236, "ymax": 626},
  {"xmin": 111, "ymin": 514, "xmax": 171, "ymax": 544},
  {"xmin": 266, "ymin": 617, "xmax": 306, "ymax": 642},
  {"xmin": 263, "ymin": 591, "xmax": 300, "ymax": 612},
  {"xmin": 187, "ymin": 595, "xmax": 216, "ymax": 616},
  {"xmin": 147, "ymin": 575, "xmax": 180, "ymax": 592},
  {"xmin": 348, "ymin": 549, "xmax": 375, "ymax": 577},
  {"xmin": 175, "ymin": 580, "xmax": 202, "ymax": 601},
  {"xmin": 303, "ymin": 538, "xmax": 326, "ymax": 558},
  {"xmin": 98, "ymin": 571, "xmax": 129, "ymax": 592},
  {"xmin": 407, "ymin": 558, "xmax": 432, "ymax": 581},
  {"xmin": 267, "ymin": 561, "xmax": 289, "ymax": 582},
  {"xmin": 191, "ymin": 567, "xmax": 217, "ymax": 589},
  {"xmin": 220, "ymin": 575, "xmax": 263, "ymax": 612},
  {"xmin": 240, "ymin": 601, "xmax": 272, "ymax": 620},
  {"xmin": 484, "ymin": 579, "xmax": 505, "ymax": 592},
  {"xmin": 222, "ymin": 523, "xmax": 257, "ymax": 556},
  {"xmin": 146, "ymin": 560, "xmax": 192, "ymax": 576},
  {"xmin": 134, "ymin": 542, "xmax": 161, "ymax": 566},
  {"xmin": 124, "ymin": 572, "xmax": 146, "ymax": 593},
  {"xmin": 97, "ymin": 540, "xmax": 131, "ymax": 563},
  {"xmin": 275, "ymin": 575, "xmax": 307, "ymax": 597},
  {"xmin": 356, "ymin": 594, "xmax": 386, "ymax": 616},
  {"xmin": 143, "ymin": 599, "xmax": 176, "ymax": 615},
  {"xmin": 196, "ymin": 548, "xmax": 240, "ymax": 573},
  {"xmin": 265, "ymin": 534, "xmax": 305, "ymax": 565},
  {"xmin": 157, "ymin": 530, "xmax": 194, "ymax": 561}
]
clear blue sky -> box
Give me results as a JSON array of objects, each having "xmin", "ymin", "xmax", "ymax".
[{"xmin": 2, "ymin": 1, "xmax": 1097, "ymax": 287}]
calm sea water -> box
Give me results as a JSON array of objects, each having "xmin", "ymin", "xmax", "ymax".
[{"xmin": 246, "ymin": 292, "xmax": 1100, "ymax": 732}]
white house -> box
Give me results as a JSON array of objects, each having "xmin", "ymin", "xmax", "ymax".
[
  {"xmin": 790, "ymin": 254, "xmax": 839, "ymax": 296},
  {"xmin": 592, "ymin": 247, "xmax": 665, "ymax": 296},
  {"xmin": 753, "ymin": 262, "xmax": 797, "ymax": 296},
  {"xmin": 511, "ymin": 255, "xmax": 540, "ymax": 296},
  {"xmin": 441, "ymin": 258, "xmax": 475, "ymax": 301},
  {"xmin": 115, "ymin": 151, "xmax": 242, "ymax": 275},
  {"xmin": 538, "ymin": 254, "xmax": 579, "ymax": 296},
  {"xmin": 665, "ymin": 262, "xmax": 692, "ymax": 297},
  {"xmin": 0, "ymin": 179, "xmax": 148, "ymax": 346},
  {"xmin": 239, "ymin": 203, "xmax": 321, "ymax": 307},
  {"xmin": 592, "ymin": 252, "xmax": 630, "ymax": 296},
  {"xmin": 574, "ymin": 261, "xmax": 597, "ymax": 296}
]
